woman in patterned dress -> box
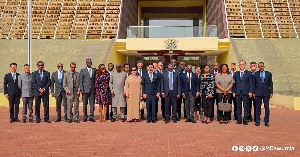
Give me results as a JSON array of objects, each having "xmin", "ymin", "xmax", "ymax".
[
  {"xmin": 95, "ymin": 64, "xmax": 112, "ymax": 122},
  {"xmin": 200, "ymin": 65, "xmax": 215, "ymax": 124}
]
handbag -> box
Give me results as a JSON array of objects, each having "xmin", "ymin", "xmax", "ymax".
[
  {"xmin": 218, "ymin": 95, "xmax": 232, "ymax": 112},
  {"xmin": 139, "ymin": 97, "xmax": 146, "ymax": 109}
]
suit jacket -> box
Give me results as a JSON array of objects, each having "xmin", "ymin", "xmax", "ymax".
[
  {"xmin": 233, "ymin": 70, "xmax": 253, "ymax": 96},
  {"xmin": 142, "ymin": 72, "xmax": 160, "ymax": 96},
  {"xmin": 254, "ymin": 71, "xmax": 273, "ymax": 97},
  {"xmin": 137, "ymin": 69, "xmax": 147, "ymax": 78},
  {"xmin": 4, "ymin": 73, "xmax": 21, "ymax": 96},
  {"xmin": 31, "ymin": 70, "xmax": 51, "ymax": 96},
  {"xmin": 63, "ymin": 71, "xmax": 80, "ymax": 99},
  {"xmin": 18, "ymin": 73, "xmax": 33, "ymax": 97},
  {"xmin": 211, "ymin": 70, "xmax": 220, "ymax": 76},
  {"xmin": 79, "ymin": 67, "xmax": 96, "ymax": 93},
  {"xmin": 181, "ymin": 72, "xmax": 200, "ymax": 97},
  {"xmin": 161, "ymin": 71, "xmax": 181, "ymax": 97},
  {"xmin": 50, "ymin": 70, "xmax": 66, "ymax": 95}
]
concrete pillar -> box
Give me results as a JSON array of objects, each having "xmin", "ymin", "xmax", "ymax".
[
  {"xmin": 193, "ymin": 18, "xmax": 200, "ymax": 37},
  {"xmin": 144, "ymin": 18, "xmax": 149, "ymax": 38}
]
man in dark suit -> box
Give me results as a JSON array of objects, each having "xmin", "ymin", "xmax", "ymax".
[
  {"xmin": 176, "ymin": 61, "xmax": 187, "ymax": 120},
  {"xmin": 253, "ymin": 62, "xmax": 273, "ymax": 127},
  {"xmin": 248, "ymin": 62, "xmax": 257, "ymax": 122},
  {"xmin": 124, "ymin": 63, "xmax": 131, "ymax": 116},
  {"xmin": 79, "ymin": 59, "xmax": 96, "ymax": 122},
  {"xmin": 161, "ymin": 64, "xmax": 181, "ymax": 123},
  {"xmin": 4, "ymin": 63, "xmax": 22, "ymax": 123},
  {"xmin": 31, "ymin": 61, "xmax": 51, "ymax": 123},
  {"xmin": 142, "ymin": 64, "xmax": 160, "ymax": 123},
  {"xmin": 182, "ymin": 65, "xmax": 200, "ymax": 123},
  {"xmin": 50, "ymin": 63, "xmax": 67, "ymax": 122},
  {"xmin": 233, "ymin": 60, "xmax": 253, "ymax": 125},
  {"xmin": 153, "ymin": 62, "xmax": 161, "ymax": 119},
  {"xmin": 137, "ymin": 60, "xmax": 147, "ymax": 119},
  {"xmin": 210, "ymin": 62, "xmax": 220, "ymax": 121}
]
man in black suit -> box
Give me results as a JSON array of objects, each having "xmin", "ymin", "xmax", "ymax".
[
  {"xmin": 253, "ymin": 62, "xmax": 273, "ymax": 127},
  {"xmin": 210, "ymin": 62, "xmax": 220, "ymax": 121},
  {"xmin": 248, "ymin": 62, "xmax": 257, "ymax": 122},
  {"xmin": 161, "ymin": 64, "xmax": 181, "ymax": 124},
  {"xmin": 232, "ymin": 60, "xmax": 253, "ymax": 125},
  {"xmin": 4, "ymin": 63, "xmax": 22, "ymax": 123},
  {"xmin": 142, "ymin": 64, "xmax": 160, "ymax": 123},
  {"xmin": 50, "ymin": 63, "xmax": 67, "ymax": 122},
  {"xmin": 137, "ymin": 60, "xmax": 147, "ymax": 119},
  {"xmin": 182, "ymin": 65, "xmax": 200, "ymax": 123},
  {"xmin": 31, "ymin": 61, "xmax": 51, "ymax": 123}
]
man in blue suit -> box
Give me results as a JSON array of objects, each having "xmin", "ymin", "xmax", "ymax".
[
  {"xmin": 253, "ymin": 62, "xmax": 273, "ymax": 127},
  {"xmin": 31, "ymin": 61, "xmax": 51, "ymax": 123},
  {"xmin": 142, "ymin": 64, "xmax": 160, "ymax": 123},
  {"xmin": 233, "ymin": 60, "xmax": 253, "ymax": 125},
  {"xmin": 182, "ymin": 65, "xmax": 200, "ymax": 123},
  {"xmin": 161, "ymin": 64, "xmax": 181, "ymax": 124}
]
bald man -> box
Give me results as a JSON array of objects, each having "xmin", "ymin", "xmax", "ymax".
[{"xmin": 51, "ymin": 63, "xmax": 67, "ymax": 122}]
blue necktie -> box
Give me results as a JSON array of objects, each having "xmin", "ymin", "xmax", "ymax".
[
  {"xmin": 260, "ymin": 72, "xmax": 264, "ymax": 83},
  {"xmin": 59, "ymin": 72, "xmax": 62, "ymax": 83},
  {"xmin": 240, "ymin": 71, "xmax": 244, "ymax": 80},
  {"xmin": 169, "ymin": 72, "xmax": 173, "ymax": 90},
  {"xmin": 40, "ymin": 71, "xmax": 43, "ymax": 81}
]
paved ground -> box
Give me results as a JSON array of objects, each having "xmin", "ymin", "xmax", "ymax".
[{"xmin": 0, "ymin": 105, "xmax": 299, "ymax": 156}]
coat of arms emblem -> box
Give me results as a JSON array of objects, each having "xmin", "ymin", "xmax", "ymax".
[{"xmin": 164, "ymin": 39, "xmax": 178, "ymax": 50}]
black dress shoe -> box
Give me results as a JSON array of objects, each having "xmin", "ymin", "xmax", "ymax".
[
  {"xmin": 165, "ymin": 120, "xmax": 169, "ymax": 124},
  {"xmin": 236, "ymin": 121, "xmax": 242, "ymax": 124},
  {"xmin": 191, "ymin": 120, "xmax": 197, "ymax": 123},
  {"xmin": 15, "ymin": 119, "xmax": 20, "ymax": 122},
  {"xmin": 146, "ymin": 120, "xmax": 151, "ymax": 123},
  {"xmin": 111, "ymin": 119, "xmax": 116, "ymax": 122},
  {"xmin": 46, "ymin": 120, "xmax": 51, "ymax": 123},
  {"xmin": 36, "ymin": 120, "xmax": 41, "ymax": 123},
  {"xmin": 75, "ymin": 120, "xmax": 80, "ymax": 123},
  {"xmin": 89, "ymin": 118, "xmax": 96, "ymax": 122},
  {"xmin": 152, "ymin": 120, "xmax": 156, "ymax": 123},
  {"xmin": 67, "ymin": 119, "xmax": 72, "ymax": 123},
  {"xmin": 185, "ymin": 119, "xmax": 191, "ymax": 123},
  {"xmin": 10, "ymin": 119, "xmax": 14, "ymax": 123},
  {"xmin": 255, "ymin": 122, "xmax": 260, "ymax": 126},
  {"xmin": 22, "ymin": 119, "xmax": 26, "ymax": 123},
  {"xmin": 243, "ymin": 121, "xmax": 248, "ymax": 125},
  {"xmin": 83, "ymin": 118, "xmax": 87, "ymax": 122},
  {"xmin": 247, "ymin": 118, "xmax": 253, "ymax": 122},
  {"xmin": 55, "ymin": 119, "xmax": 61, "ymax": 122},
  {"xmin": 29, "ymin": 119, "xmax": 34, "ymax": 123},
  {"xmin": 173, "ymin": 120, "xmax": 177, "ymax": 123},
  {"xmin": 264, "ymin": 122, "xmax": 269, "ymax": 127}
]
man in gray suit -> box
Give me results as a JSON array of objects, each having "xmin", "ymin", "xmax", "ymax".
[
  {"xmin": 79, "ymin": 59, "xmax": 96, "ymax": 122},
  {"xmin": 18, "ymin": 64, "xmax": 34, "ymax": 123},
  {"xmin": 161, "ymin": 64, "xmax": 181, "ymax": 124},
  {"xmin": 50, "ymin": 63, "xmax": 67, "ymax": 122},
  {"xmin": 63, "ymin": 62, "xmax": 80, "ymax": 123}
]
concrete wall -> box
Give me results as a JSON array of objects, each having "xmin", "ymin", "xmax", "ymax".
[
  {"xmin": 216, "ymin": 43, "xmax": 238, "ymax": 66},
  {"xmin": 118, "ymin": 0, "xmax": 138, "ymax": 39}
]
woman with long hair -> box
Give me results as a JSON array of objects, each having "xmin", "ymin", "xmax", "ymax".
[
  {"xmin": 200, "ymin": 65, "xmax": 215, "ymax": 124},
  {"xmin": 124, "ymin": 67, "xmax": 142, "ymax": 122},
  {"xmin": 215, "ymin": 64, "xmax": 234, "ymax": 124},
  {"xmin": 95, "ymin": 64, "xmax": 112, "ymax": 122}
]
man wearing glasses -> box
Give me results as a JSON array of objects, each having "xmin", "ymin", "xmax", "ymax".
[
  {"xmin": 31, "ymin": 61, "xmax": 51, "ymax": 123},
  {"xmin": 79, "ymin": 59, "xmax": 96, "ymax": 122},
  {"xmin": 50, "ymin": 63, "xmax": 67, "ymax": 122},
  {"xmin": 63, "ymin": 62, "xmax": 80, "ymax": 123}
]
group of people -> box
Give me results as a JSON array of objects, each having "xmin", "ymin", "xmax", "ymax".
[{"xmin": 4, "ymin": 58, "xmax": 273, "ymax": 127}]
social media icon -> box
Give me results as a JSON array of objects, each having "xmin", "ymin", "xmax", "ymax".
[
  {"xmin": 239, "ymin": 146, "xmax": 245, "ymax": 152},
  {"xmin": 253, "ymin": 146, "xmax": 258, "ymax": 152},
  {"xmin": 232, "ymin": 146, "xmax": 238, "ymax": 152},
  {"xmin": 245, "ymin": 146, "xmax": 252, "ymax": 152}
]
